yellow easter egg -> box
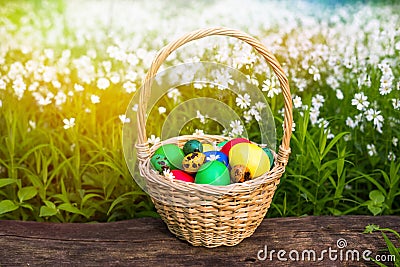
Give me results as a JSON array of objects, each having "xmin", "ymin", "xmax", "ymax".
[
  {"xmin": 202, "ymin": 143, "xmax": 215, "ymax": 152},
  {"xmin": 229, "ymin": 143, "xmax": 270, "ymax": 178}
]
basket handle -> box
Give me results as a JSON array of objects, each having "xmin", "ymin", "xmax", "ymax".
[{"xmin": 137, "ymin": 27, "xmax": 292, "ymax": 167}]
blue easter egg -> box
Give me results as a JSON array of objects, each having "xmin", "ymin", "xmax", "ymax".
[{"xmin": 203, "ymin": 151, "xmax": 229, "ymax": 167}]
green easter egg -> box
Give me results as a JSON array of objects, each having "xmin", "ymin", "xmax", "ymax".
[
  {"xmin": 154, "ymin": 144, "xmax": 184, "ymax": 170},
  {"xmin": 183, "ymin": 140, "xmax": 203, "ymax": 155},
  {"xmin": 195, "ymin": 161, "xmax": 230, "ymax": 186},
  {"xmin": 262, "ymin": 147, "xmax": 275, "ymax": 169},
  {"xmin": 216, "ymin": 140, "xmax": 229, "ymax": 147},
  {"xmin": 150, "ymin": 154, "xmax": 172, "ymax": 173}
]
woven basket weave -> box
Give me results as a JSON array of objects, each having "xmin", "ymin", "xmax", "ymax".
[{"xmin": 135, "ymin": 27, "xmax": 292, "ymax": 248}]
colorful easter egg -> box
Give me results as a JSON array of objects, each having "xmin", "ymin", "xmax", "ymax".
[
  {"xmin": 202, "ymin": 143, "xmax": 215, "ymax": 152},
  {"xmin": 220, "ymin": 137, "xmax": 250, "ymax": 156},
  {"xmin": 150, "ymin": 154, "xmax": 172, "ymax": 173},
  {"xmin": 183, "ymin": 140, "xmax": 203, "ymax": 155},
  {"xmin": 217, "ymin": 140, "xmax": 229, "ymax": 147},
  {"xmin": 230, "ymin": 164, "xmax": 252, "ymax": 183},
  {"xmin": 154, "ymin": 144, "xmax": 184, "ymax": 170},
  {"xmin": 204, "ymin": 151, "xmax": 229, "ymax": 167},
  {"xmin": 229, "ymin": 143, "xmax": 270, "ymax": 178},
  {"xmin": 182, "ymin": 152, "xmax": 206, "ymax": 174},
  {"xmin": 262, "ymin": 147, "xmax": 275, "ymax": 169},
  {"xmin": 171, "ymin": 170, "xmax": 195, "ymax": 183},
  {"xmin": 195, "ymin": 161, "xmax": 230, "ymax": 186}
]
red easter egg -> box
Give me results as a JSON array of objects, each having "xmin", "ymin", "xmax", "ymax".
[
  {"xmin": 220, "ymin": 138, "xmax": 251, "ymax": 156},
  {"xmin": 171, "ymin": 170, "xmax": 195, "ymax": 183}
]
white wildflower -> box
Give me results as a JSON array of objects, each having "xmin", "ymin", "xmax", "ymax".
[
  {"xmin": 123, "ymin": 81, "xmax": 136, "ymax": 93},
  {"xmin": 351, "ymin": 92, "xmax": 369, "ymax": 111},
  {"xmin": 74, "ymin": 84, "xmax": 84, "ymax": 92},
  {"xmin": 90, "ymin": 94, "xmax": 100, "ymax": 104},
  {"xmin": 364, "ymin": 108, "xmax": 384, "ymax": 133},
  {"xmin": 119, "ymin": 114, "xmax": 130, "ymax": 124},
  {"xmin": 255, "ymin": 101, "xmax": 266, "ymax": 111},
  {"xmin": 308, "ymin": 65, "xmax": 320, "ymax": 81},
  {"xmin": 54, "ymin": 91, "xmax": 67, "ymax": 106},
  {"xmin": 293, "ymin": 95, "xmax": 303, "ymax": 109},
  {"xmin": 262, "ymin": 78, "xmax": 281, "ymax": 98},
  {"xmin": 346, "ymin": 117, "xmax": 357, "ymax": 129},
  {"xmin": 379, "ymin": 77, "xmax": 393, "ymax": 95},
  {"xmin": 311, "ymin": 94, "xmax": 325, "ymax": 110},
  {"xmin": 167, "ymin": 88, "xmax": 181, "ymax": 103},
  {"xmin": 163, "ymin": 169, "xmax": 175, "ymax": 180},
  {"xmin": 12, "ymin": 76, "xmax": 26, "ymax": 100},
  {"xmin": 388, "ymin": 151, "xmax": 396, "ymax": 161},
  {"xmin": 367, "ymin": 144, "xmax": 377, "ymax": 157},
  {"xmin": 158, "ymin": 106, "xmax": 166, "ymax": 114},
  {"xmin": 236, "ymin": 93, "xmax": 251, "ymax": 109},
  {"xmin": 196, "ymin": 110, "xmax": 206, "ymax": 124},
  {"xmin": 110, "ymin": 73, "xmax": 121, "ymax": 84},
  {"xmin": 0, "ymin": 78, "xmax": 6, "ymax": 90},
  {"xmin": 248, "ymin": 106, "xmax": 261, "ymax": 121},
  {"xmin": 193, "ymin": 129, "xmax": 204, "ymax": 136},
  {"xmin": 63, "ymin": 118, "xmax": 75, "ymax": 129},
  {"xmin": 392, "ymin": 99, "xmax": 400, "ymax": 109},
  {"xmin": 28, "ymin": 120, "xmax": 36, "ymax": 131},
  {"xmin": 336, "ymin": 89, "xmax": 344, "ymax": 100},
  {"xmin": 97, "ymin": 77, "xmax": 110, "ymax": 90},
  {"xmin": 230, "ymin": 120, "xmax": 244, "ymax": 136},
  {"xmin": 148, "ymin": 135, "xmax": 161, "ymax": 145},
  {"xmin": 392, "ymin": 137, "xmax": 398, "ymax": 147}
]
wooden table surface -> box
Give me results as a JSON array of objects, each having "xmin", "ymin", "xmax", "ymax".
[{"xmin": 0, "ymin": 216, "xmax": 399, "ymax": 266}]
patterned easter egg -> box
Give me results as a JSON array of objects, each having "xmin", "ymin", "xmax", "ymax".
[
  {"xmin": 154, "ymin": 144, "xmax": 184, "ymax": 170},
  {"xmin": 183, "ymin": 140, "xmax": 203, "ymax": 155},
  {"xmin": 150, "ymin": 154, "xmax": 172, "ymax": 173},
  {"xmin": 230, "ymin": 164, "xmax": 252, "ymax": 183},
  {"xmin": 229, "ymin": 143, "xmax": 270, "ymax": 178},
  {"xmin": 182, "ymin": 152, "xmax": 206, "ymax": 174}
]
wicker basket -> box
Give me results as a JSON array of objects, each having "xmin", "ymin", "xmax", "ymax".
[{"xmin": 135, "ymin": 27, "xmax": 292, "ymax": 248}]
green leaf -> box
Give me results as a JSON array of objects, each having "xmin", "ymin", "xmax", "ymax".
[
  {"xmin": 0, "ymin": 178, "xmax": 17, "ymax": 188},
  {"xmin": 44, "ymin": 200, "xmax": 56, "ymax": 209},
  {"xmin": 39, "ymin": 206, "xmax": 58, "ymax": 217},
  {"xmin": 327, "ymin": 207, "xmax": 342, "ymax": 216},
  {"xmin": 58, "ymin": 203, "xmax": 86, "ymax": 217},
  {"xmin": 363, "ymin": 224, "xmax": 380, "ymax": 234},
  {"xmin": 321, "ymin": 132, "xmax": 349, "ymax": 159},
  {"xmin": 20, "ymin": 203, "xmax": 34, "ymax": 211},
  {"xmin": 107, "ymin": 192, "xmax": 145, "ymax": 215},
  {"xmin": 81, "ymin": 193, "xmax": 103, "ymax": 207},
  {"xmin": 0, "ymin": 200, "xmax": 19, "ymax": 215},
  {"xmin": 367, "ymin": 205, "xmax": 382, "ymax": 216},
  {"xmin": 370, "ymin": 190, "xmax": 385, "ymax": 204},
  {"xmin": 18, "ymin": 186, "xmax": 38, "ymax": 202},
  {"xmin": 381, "ymin": 232, "xmax": 400, "ymax": 261}
]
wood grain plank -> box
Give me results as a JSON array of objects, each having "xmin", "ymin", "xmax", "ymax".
[{"xmin": 0, "ymin": 216, "xmax": 399, "ymax": 266}]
